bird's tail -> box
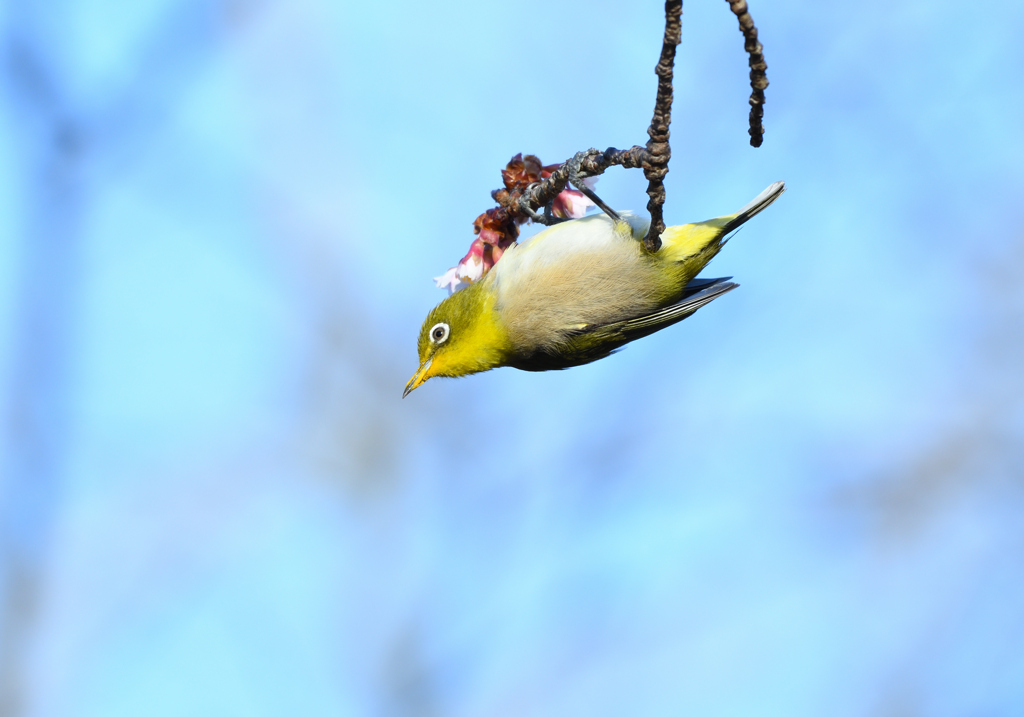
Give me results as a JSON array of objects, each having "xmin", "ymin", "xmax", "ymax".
[
  {"xmin": 657, "ymin": 181, "xmax": 785, "ymax": 264},
  {"xmin": 719, "ymin": 181, "xmax": 786, "ymax": 234}
]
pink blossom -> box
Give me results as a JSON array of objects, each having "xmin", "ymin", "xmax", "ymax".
[
  {"xmin": 434, "ymin": 238, "xmax": 489, "ymax": 294},
  {"xmin": 551, "ymin": 188, "xmax": 595, "ymax": 219}
]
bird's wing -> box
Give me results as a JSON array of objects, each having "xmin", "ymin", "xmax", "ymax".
[
  {"xmin": 586, "ymin": 277, "xmax": 738, "ymax": 343},
  {"xmin": 510, "ymin": 277, "xmax": 738, "ymax": 371}
]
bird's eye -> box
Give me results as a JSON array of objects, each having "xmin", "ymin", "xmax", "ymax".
[{"xmin": 429, "ymin": 322, "xmax": 450, "ymax": 344}]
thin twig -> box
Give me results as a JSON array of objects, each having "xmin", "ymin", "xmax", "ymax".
[
  {"xmin": 641, "ymin": 0, "xmax": 683, "ymax": 252},
  {"xmin": 726, "ymin": 0, "xmax": 768, "ymax": 147},
  {"xmin": 497, "ymin": 146, "xmax": 647, "ymax": 224}
]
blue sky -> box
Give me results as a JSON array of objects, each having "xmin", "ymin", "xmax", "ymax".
[{"xmin": 1, "ymin": 1, "xmax": 1023, "ymax": 715}]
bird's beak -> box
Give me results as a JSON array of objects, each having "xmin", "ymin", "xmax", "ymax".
[{"xmin": 403, "ymin": 359, "xmax": 432, "ymax": 398}]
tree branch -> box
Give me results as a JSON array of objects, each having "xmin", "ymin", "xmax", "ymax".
[
  {"xmin": 641, "ymin": 0, "xmax": 683, "ymax": 252},
  {"xmin": 479, "ymin": 0, "xmax": 770, "ymax": 266},
  {"xmin": 726, "ymin": 0, "xmax": 768, "ymax": 147}
]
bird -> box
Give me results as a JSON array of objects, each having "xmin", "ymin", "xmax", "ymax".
[{"xmin": 404, "ymin": 181, "xmax": 785, "ymax": 397}]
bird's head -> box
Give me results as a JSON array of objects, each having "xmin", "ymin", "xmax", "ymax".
[{"xmin": 403, "ymin": 281, "xmax": 512, "ymax": 397}]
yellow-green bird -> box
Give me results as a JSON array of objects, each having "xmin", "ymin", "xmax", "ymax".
[{"xmin": 404, "ymin": 181, "xmax": 785, "ymax": 397}]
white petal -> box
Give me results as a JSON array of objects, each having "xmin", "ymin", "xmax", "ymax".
[
  {"xmin": 434, "ymin": 267, "xmax": 459, "ymax": 290},
  {"xmin": 458, "ymin": 255, "xmax": 485, "ymax": 282},
  {"xmin": 565, "ymin": 192, "xmax": 595, "ymax": 219}
]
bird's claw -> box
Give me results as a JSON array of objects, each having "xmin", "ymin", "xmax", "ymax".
[
  {"xmin": 521, "ymin": 182, "xmax": 569, "ymax": 225},
  {"xmin": 568, "ymin": 151, "xmax": 620, "ymax": 222}
]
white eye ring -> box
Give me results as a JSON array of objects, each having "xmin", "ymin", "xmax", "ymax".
[{"xmin": 429, "ymin": 322, "xmax": 450, "ymax": 344}]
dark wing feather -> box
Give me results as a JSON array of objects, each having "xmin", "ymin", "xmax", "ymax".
[
  {"xmin": 589, "ymin": 277, "xmax": 738, "ymax": 343},
  {"xmin": 508, "ymin": 277, "xmax": 738, "ymax": 371}
]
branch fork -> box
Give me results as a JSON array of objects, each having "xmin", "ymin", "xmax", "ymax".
[{"xmin": 439, "ymin": 0, "xmax": 771, "ymax": 289}]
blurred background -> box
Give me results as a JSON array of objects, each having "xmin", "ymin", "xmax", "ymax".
[{"xmin": 1, "ymin": 0, "xmax": 1023, "ymax": 715}]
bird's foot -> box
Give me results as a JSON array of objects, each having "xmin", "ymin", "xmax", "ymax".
[
  {"xmin": 520, "ymin": 183, "xmax": 570, "ymax": 226},
  {"xmin": 567, "ymin": 151, "xmax": 620, "ymax": 222}
]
